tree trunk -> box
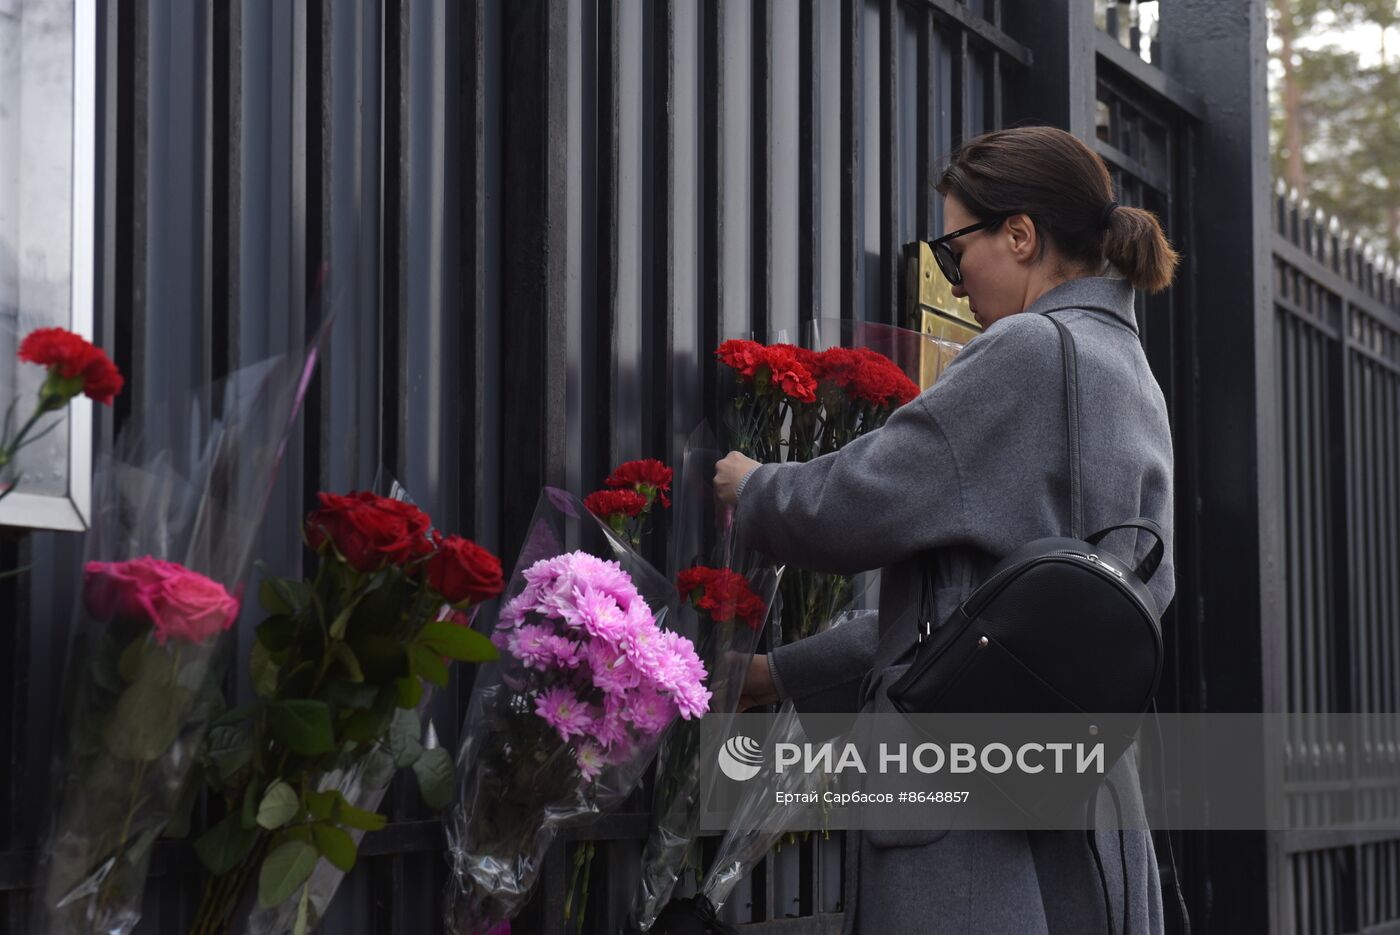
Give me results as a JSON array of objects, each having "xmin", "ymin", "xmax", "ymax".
[{"xmin": 1275, "ymin": 0, "xmax": 1308, "ymax": 194}]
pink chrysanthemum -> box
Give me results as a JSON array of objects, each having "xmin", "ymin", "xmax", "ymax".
[{"xmin": 535, "ymin": 685, "xmax": 593, "ymax": 741}]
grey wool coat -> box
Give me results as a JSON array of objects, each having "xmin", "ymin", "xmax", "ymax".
[{"xmin": 735, "ymin": 275, "xmax": 1173, "ymax": 935}]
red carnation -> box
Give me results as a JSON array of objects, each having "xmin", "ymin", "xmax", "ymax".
[
  {"xmin": 18, "ymin": 327, "xmax": 124, "ymax": 406},
  {"xmin": 584, "ymin": 489, "xmax": 649, "ymax": 520},
  {"xmin": 771, "ymin": 343, "xmax": 824, "ymax": 382},
  {"xmin": 426, "ymin": 533, "xmax": 505, "ymax": 606},
  {"xmin": 605, "ymin": 458, "xmax": 674, "ymax": 508},
  {"xmin": 678, "ymin": 565, "xmax": 768, "ymax": 631},
  {"xmin": 760, "ymin": 345, "xmax": 817, "ymax": 404},
  {"xmin": 849, "ymin": 349, "xmax": 919, "ymax": 408},
  {"xmin": 304, "ymin": 490, "xmax": 434, "ymax": 572},
  {"xmin": 716, "ymin": 339, "xmax": 766, "ymax": 378},
  {"xmin": 817, "ymin": 346, "xmax": 863, "ymax": 390}
]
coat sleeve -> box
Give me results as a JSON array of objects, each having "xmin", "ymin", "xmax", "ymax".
[
  {"xmin": 769, "ymin": 611, "xmax": 879, "ymax": 713},
  {"xmin": 733, "ymin": 395, "xmax": 964, "ymax": 576},
  {"xmin": 733, "ymin": 314, "xmax": 1056, "ymax": 575}
]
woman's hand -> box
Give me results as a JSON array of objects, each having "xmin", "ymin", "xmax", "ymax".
[
  {"xmin": 714, "ymin": 451, "xmax": 761, "ymax": 508},
  {"xmin": 737, "ymin": 653, "xmax": 779, "ymax": 712}
]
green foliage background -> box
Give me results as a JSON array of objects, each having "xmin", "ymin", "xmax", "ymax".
[{"xmin": 1270, "ymin": 0, "xmax": 1400, "ymax": 257}]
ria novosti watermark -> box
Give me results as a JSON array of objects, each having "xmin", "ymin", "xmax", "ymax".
[{"xmin": 694, "ymin": 712, "xmax": 1400, "ymax": 832}]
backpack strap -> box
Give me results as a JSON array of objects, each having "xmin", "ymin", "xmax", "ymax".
[{"xmin": 1046, "ymin": 314, "xmax": 1084, "ymax": 540}]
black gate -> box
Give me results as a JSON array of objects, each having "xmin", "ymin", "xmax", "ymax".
[{"xmin": 5, "ymin": 2, "xmax": 1391, "ymax": 933}]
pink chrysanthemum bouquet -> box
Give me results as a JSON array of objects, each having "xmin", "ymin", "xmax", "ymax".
[{"xmin": 445, "ymin": 488, "xmax": 704, "ymax": 934}]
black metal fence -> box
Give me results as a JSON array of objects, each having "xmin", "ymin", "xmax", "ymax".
[
  {"xmin": 4, "ymin": 0, "xmax": 1396, "ymax": 932},
  {"xmin": 1270, "ymin": 187, "xmax": 1400, "ymax": 935}
]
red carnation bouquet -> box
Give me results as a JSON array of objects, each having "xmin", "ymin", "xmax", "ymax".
[
  {"xmin": 188, "ymin": 481, "xmax": 504, "ymax": 934},
  {"xmin": 34, "ymin": 337, "xmax": 322, "ymax": 935},
  {"xmin": 630, "ymin": 425, "xmax": 781, "ymax": 931},
  {"xmin": 715, "ymin": 322, "xmax": 952, "ymax": 645},
  {"xmin": 2, "ymin": 327, "xmax": 123, "ymax": 511},
  {"xmin": 584, "ymin": 458, "xmax": 673, "ymax": 547}
]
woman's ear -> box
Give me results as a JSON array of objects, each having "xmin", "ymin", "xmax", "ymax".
[{"xmin": 1004, "ymin": 212, "xmax": 1039, "ymax": 262}]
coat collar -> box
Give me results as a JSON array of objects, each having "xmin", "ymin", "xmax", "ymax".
[{"xmin": 1021, "ymin": 273, "xmax": 1138, "ymax": 335}]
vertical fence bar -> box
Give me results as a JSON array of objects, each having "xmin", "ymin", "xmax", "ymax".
[{"xmin": 839, "ymin": 0, "xmax": 860, "ymax": 322}]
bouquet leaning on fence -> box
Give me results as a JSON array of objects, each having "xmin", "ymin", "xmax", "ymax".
[
  {"xmin": 629, "ymin": 424, "xmax": 782, "ymax": 932},
  {"xmin": 676, "ymin": 320, "xmax": 969, "ymax": 924},
  {"xmin": 187, "ymin": 483, "xmax": 505, "ymax": 935},
  {"xmin": 34, "ymin": 342, "xmax": 321, "ymax": 935},
  {"xmin": 444, "ymin": 486, "xmax": 710, "ymax": 935}
]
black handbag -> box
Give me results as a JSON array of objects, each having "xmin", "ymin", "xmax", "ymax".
[{"xmin": 885, "ymin": 313, "xmax": 1189, "ymax": 935}]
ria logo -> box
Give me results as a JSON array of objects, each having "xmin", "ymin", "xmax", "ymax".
[{"xmin": 717, "ymin": 734, "xmax": 764, "ymax": 782}]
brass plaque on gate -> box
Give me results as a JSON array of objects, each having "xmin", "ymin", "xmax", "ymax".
[{"xmin": 905, "ymin": 241, "xmax": 981, "ymax": 388}]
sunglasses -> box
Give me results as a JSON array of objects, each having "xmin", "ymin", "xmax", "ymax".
[{"xmin": 927, "ymin": 217, "xmax": 1005, "ymax": 286}]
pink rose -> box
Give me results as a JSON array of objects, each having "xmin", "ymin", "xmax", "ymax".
[{"xmin": 84, "ymin": 557, "xmax": 241, "ymax": 644}]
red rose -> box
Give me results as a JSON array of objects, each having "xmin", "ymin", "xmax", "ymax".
[
  {"xmin": 605, "ymin": 458, "xmax": 674, "ymax": 508},
  {"xmin": 584, "ymin": 489, "xmax": 649, "ymax": 520},
  {"xmin": 426, "ymin": 534, "xmax": 505, "ymax": 606},
  {"xmin": 18, "ymin": 327, "xmax": 124, "ymax": 406},
  {"xmin": 304, "ymin": 490, "xmax": 434, "ymax": 572},
  {"xmin": 716, "ymin": 339, "xmax": 766, "ymax": 378}
]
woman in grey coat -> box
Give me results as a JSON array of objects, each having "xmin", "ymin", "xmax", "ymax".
[{"xmin": 713, "ymin": 126, "xmax": 1180, "ymax": 935}]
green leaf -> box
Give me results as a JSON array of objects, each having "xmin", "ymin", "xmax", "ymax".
[
  {"xmin": 416, "ymin": 621, "xmax": 499, "ymax": 663},
  {"xmin": 260, "ymin": 578, "xmax": 294, "ymax": 615},
  {"xmin": 294, "ymin": 881, "xmax": 312, "ymax": 935},
  {"xmin": 117, "ymin": 636, "xmax": 146, "ymax": 682},
  {"xmin": 268, "ymin": 699, "xmax": 336, "ymax": 756},
  {"xmin": 407, "ymin": 644, "xmax": 449, "ymax": 688},
  {"xmin": 395, "ymin": 676, "xmax": 423, "ymax": 710},
  {"xmin": 335, "ymin": 799, "xmax": 388, "ymax": 832},
  {"xmin": 305, "ymin": 789, "xmax": 337, "ymax": 821},
  {"xmin": 320, "ymin": 679, "xmax": 380, "ymax": 710},
  {"xmin": 195, "ymin": 811, "xmax": 259, "ymax": 876},
  {"xmin": 340, "ymin": 706, "xmax": 393, "ymax": 743},
  {"xmin": 211, "ymin": 702, "xmax": 259, "ymax": 728},
  {"xmin": 256, "ymin": 613, "xmax": 297, "ymax": 652},
  {"xmin": 260, "ymin": 578, "xmax": 311, "ymax": 617},
  {"xmin": 257, "ymin": 780, "xmax": 301, "ymax": 830},
  {"xmin": 104, "ymin": 665, "xmax": 189, "ymax": 762},
  {"xmin": 388, "ymin": 708, "xmax": 424, "ymax": 768},
  {"xmin": 311, "ymin": 822, "xmax": 357, "ymax": 872},
  {"xmin": 205, "ymin": 724, "xmax": 253, "ymax": 784},
  {"xmin": 328, "ymin": 604, "xmax": 356, "ymax": 641},
  {"xmin": 250, "ymin": 641, "xmax": 280, "ymax": 699},
  {"xmin": 242, "ymin": 776, "xmax": 261, "ymax": 829},
  {"xmin": 345, "ymin": 631, "xmax": 409, "ymax": 682},
  {"xmin": 412, "ymin": 746, "xmax": 454, "ymax": 810},
  {"xmin": 329, "ymin": 641, "xmax": 364, "ymax": 683},
  {"xmin": 258, "ymin": 839, "xmax": 319, "ymax": 908}
]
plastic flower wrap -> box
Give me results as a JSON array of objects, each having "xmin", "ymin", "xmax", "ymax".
[
  {"xmin": 669, "ymin": 321, "xmax": 967, "ymax": 924},
  {"xmin": 694, "ymin": 610, "xmax": 876, "ymax": 921},
  {"xmin": 630, "ymin": 425, "xmax": 781, "ymax": 931},
  {"xmin": 188, "ymin": 479, "xmax": 504, "ymax": 935},
  {"xmin": 33, "ymin": 338, "xmax": 322, "ymax": 935},
  {"xmin": 443, "ymin": 487, "xmax": 702, "ymax": 934}
]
